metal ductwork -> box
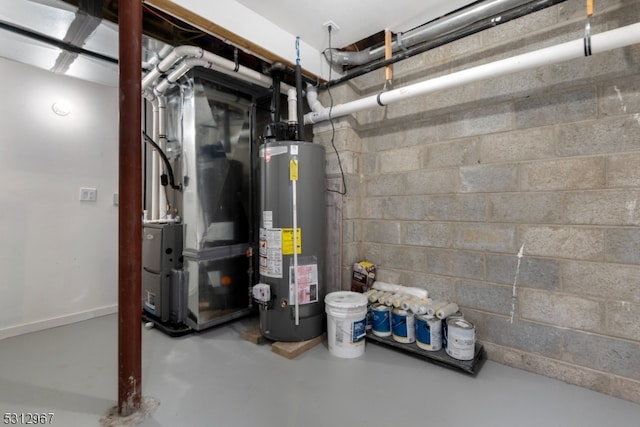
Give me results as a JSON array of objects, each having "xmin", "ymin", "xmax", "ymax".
[{"xmin": 325, "ymin": 0, "xmax": 560, "ymax": 67}]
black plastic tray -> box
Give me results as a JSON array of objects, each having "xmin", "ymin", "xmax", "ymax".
[{"xmin": 366, "ymin": 330, "xmax": 485, "ymax": 375}]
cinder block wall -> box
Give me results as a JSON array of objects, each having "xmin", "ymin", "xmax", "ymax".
[{"xmin": 314, "ymin": 1, "xmax": 640, "ymax": 403}]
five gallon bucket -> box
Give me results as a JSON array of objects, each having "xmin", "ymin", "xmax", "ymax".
[{"xmin": 325, "ymin": 291, "xmax": 368, "ymax": 358}]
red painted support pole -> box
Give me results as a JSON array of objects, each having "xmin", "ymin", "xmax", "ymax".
[{"xmin": 117, "ymin": 0, "xmax": 142, "ymax": 416}]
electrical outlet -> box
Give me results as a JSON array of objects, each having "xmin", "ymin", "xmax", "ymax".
[{"xmin": 79, "ymin": 187, "xmax": 97, "ymax": 202}]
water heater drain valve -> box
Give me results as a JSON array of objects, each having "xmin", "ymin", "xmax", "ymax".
[{"xmin": 252, "ymin": 283, "xmax": 271, "ymax": 303}]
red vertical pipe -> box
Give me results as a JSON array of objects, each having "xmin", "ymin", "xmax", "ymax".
[{"xmin": 118, "ymin": 0, "xmax": 142, "ymax": 416}]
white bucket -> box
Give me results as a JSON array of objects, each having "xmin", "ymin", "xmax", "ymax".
[{"xmin": 325, "ymin": 291, "xmax": 368, "ymax": 358}]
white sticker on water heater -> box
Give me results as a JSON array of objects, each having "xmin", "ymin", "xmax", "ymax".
[
  {"xmin": 259, "ymin": 227, "xmax": 283, "ymax": 278},
  {"xmin": 289, "ymin": 263, "xmax": 319, "ymax": 305},
  {"xmin": 263, "ymin": 211, "xmax": 273, "ymax": 229}
]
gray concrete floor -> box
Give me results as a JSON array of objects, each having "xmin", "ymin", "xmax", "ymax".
[{"xmin": 0, "ymin": 314, "xmax": 639, "ymax": 426}]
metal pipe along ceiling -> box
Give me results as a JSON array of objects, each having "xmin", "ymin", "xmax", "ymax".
[
  {"xmin": 304, "ymin": 22, "xmax": 640, "ymax": 125},
  {"xmin": 324, "ymin": 0, "xmax": 559, "ymax": 67},
  {"xmin": 322, "ymin": 0, "xmax": 567, "ymax": 89}
]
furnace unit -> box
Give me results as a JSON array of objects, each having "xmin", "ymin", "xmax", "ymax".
[
  {"xmin": 142, "ymin": 223, "xmax": 185, "ymax": 324},
  {"xmin": 142, "ymin": 68, "xmax": 266, "ymax": 334}
]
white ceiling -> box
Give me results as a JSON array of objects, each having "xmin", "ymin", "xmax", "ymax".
[
  {"xmin": 235, "ymin": 0, "xmax": 479, "ymax": 51},
  {"xmin": 0, "ymin": 0, "xmax": 479, "ymax": 86}
]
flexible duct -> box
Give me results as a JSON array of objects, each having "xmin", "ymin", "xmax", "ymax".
[
  {"xmin": 325, "ymin": 0, "xmax": 549, "ymax": 67},
  {"xmin": 305, "ymin": 22, "xmax": 640, "ymax": 125}
]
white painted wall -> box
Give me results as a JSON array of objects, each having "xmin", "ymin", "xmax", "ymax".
[{"xmin": 0, "ymin": 58, "xmax": 118, "ymax": 340}]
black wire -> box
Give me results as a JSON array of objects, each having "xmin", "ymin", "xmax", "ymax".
[
  {"xmin": 142, "ymin": 131, "xmax": 182, "ymax": 191},
  {"xmin": 326, "ymin": 26, "xmax": 347, "ymax": 196}
]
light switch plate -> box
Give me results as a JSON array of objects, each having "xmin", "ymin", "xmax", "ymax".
[{"xmin": 79, "ymin": 187, "xmax": 97, "ymax": 202}]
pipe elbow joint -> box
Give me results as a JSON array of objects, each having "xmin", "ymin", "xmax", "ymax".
[
  {"xmin": 305, "ymin": 85, "xmax": 325, "ymax": 114},
  {"xmin": 324, "ymin": 48, "xmax": 370, "ymax": 66}
]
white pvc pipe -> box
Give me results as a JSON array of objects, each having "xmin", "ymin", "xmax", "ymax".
[
  {"xmin": 305, "ymin": 22, "xmax": 640, "ymax": 125},
  {"xmin": 287, "ymin": 88, "xmax": 298, "ymax": 124},
  {"xmin": 142, "ymin": 45, "xmax": 198, "ymax": 91},
  {"xmin": 144, "ymin": 45, "xmax": 292, "ymax": 95},
  {"xmin": 143, "ymin": 216, "xmax": 181, "ymax": 224},
  {"xmin": 199, "ymin": 50, "xmax": 287, "ymax": 91},
  {"xmin": 157, "ymin": 96, "xmax": 168, "ymax": 218},
  {"xmin": 154, "ymin": 58, "xmax": 210, "ymax": 94},
  {"xmin": 305, "ymin": 85, "xmax": 324, "ymax": 114},
  {"xmin": 143, "ymin": 91, "xmax": 161, "ymax": 220},
  {"xmin": 150, "ymin": 101, "xmax": 160, "ymax": 220}
]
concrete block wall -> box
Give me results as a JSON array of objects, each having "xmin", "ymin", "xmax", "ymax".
[{"xmin": 313, "ymin": 1, "xmax": 640, "ymax": 403}]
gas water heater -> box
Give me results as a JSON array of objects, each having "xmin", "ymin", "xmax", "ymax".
[{"xmin": 255, "ymin": 140, "xmax": 326, "ymax": 341}]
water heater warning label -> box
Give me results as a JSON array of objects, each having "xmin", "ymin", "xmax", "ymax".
[
  {"xmin": 289, "ymin": 263, "xmax": 319, "ymax": 305},
  {"xmin": 281, "ymin": 228, "xmax": 302, "ymax": 255},
  {"xmin": 259, "ymin": 228, "xmax": 283, "ymax": 278}
]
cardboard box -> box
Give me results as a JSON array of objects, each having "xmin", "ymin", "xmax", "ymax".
[{"xmin": 351, "ymin": 261, "xmax": 376, "ymax": 293}]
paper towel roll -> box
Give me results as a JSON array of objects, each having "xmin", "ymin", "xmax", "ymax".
[
  {"xmin": 401, "ymin": 298, "xmax": 417, "ymax": 311},
  {"xmin": 372, "ymin": 282, "xmax": 429, "ymax": 300},
  {"xmin": 373, "ymin": 281, "xmax": 403, "ymax": 293},
  {"xmin": 383, "ymin": 293, "xmax": 398, "ymax": 306},
  {"xmin": 386, "ymin": 294, "xmax": 399, "ymax": 306},
  {"xmin": 377, "ymin": 292, "xmax": 393, "ymax": 304},
  {"xmin": 426, "ymin": 300, "xmax": 448, "ymax": 316},
  {"xmin": 369, "ymin": 291, "xmax": 385, "ymax": 303},
  {"xmin": 436, "ymin": 303, "xmax": 460, "ymax": 319},
  {"xmin": 363, "ymin": 289, "xmax": 377, "ymax": 299},
  {"xmin": 399, "ymin": 287, "xmax": 429, "ymax": 300},
  {"xmin": 411, "ymin": 298, "xmax": 431, "ymax": 314},
  {"xmin": 392, "ymin": 295, "xmax": 412, "ymax": 308}
]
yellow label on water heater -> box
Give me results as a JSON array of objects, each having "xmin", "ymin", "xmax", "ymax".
[
  {"xmin": 290, "ymin": 158, "xmax": 298, "ymax": 181},
  {"xmin": 282, "ymin": 228, "xmax": 302, "ymax": 254}
]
